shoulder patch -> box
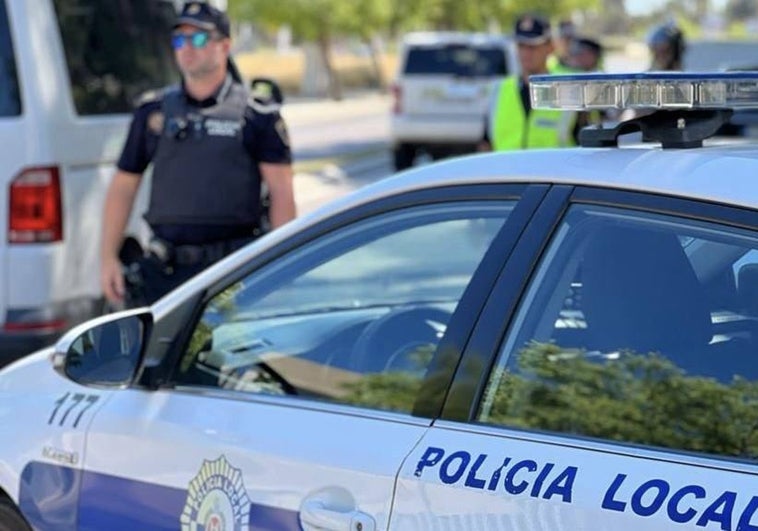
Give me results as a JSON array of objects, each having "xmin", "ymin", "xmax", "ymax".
[{"xmin": 147, "ymin": 111, "xmax": 165, "ymax": 135}]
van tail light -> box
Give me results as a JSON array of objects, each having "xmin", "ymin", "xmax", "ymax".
[
  {"xmin": 9, "ymin": 166, "xmax": 63, "ymax": 243},
  {"xmin": 391, "ymin": 83, "xmax": 402, "ymax": 114}
]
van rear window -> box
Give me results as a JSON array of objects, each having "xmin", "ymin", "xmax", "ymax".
[
  {"xmin": 0, "ymin": 0, "xmax": 21, "ymax": 117},
  {"xmin": 404, "ymin": 45, "xmax": 508, "ymax": 77},
  {"xmin": 53, "ymin": 0, "xmax": 179, "ymax": 115}
]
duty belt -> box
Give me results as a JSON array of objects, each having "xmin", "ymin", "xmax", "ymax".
[{"xmin": 148, "ymin": 237, "xmax": 254, "ymax": 266}]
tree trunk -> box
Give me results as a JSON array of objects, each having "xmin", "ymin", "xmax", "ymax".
[
  {"xmin": 318, "ymin": 33, "xmax": 342, "ymax": 101},
  {"xmin": 365, "ymin": 34, "xmax": 385, "ymax": 90}
]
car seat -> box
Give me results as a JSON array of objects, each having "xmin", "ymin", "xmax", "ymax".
[
  {"xmin": 580, "ymin": 224, "xmax": 757, "ymax": 382},
  {"xmin": 581, "ymin": 225, "xmax": 711, "ymax": 355}
]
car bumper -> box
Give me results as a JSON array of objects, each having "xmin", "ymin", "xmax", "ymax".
[{"xmin": 390, "ymin": 114, "xmax": 485, "ymax": 144}]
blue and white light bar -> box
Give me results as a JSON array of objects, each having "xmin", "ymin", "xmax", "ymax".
[{"xmin": 530, "ymin": 72, "xmax": 758, "ymax": 110}]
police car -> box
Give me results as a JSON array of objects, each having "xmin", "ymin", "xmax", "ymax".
[{"xmin": 3, "ymin": 73, "xmax": 758, "ymax": 530}]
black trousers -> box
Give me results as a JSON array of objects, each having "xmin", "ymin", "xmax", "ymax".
[
  {"xmin": 123, "ymin": 236, "xmax": 256, "ymax": 308},
  {"xmin": 124, "ymin": 255, "xmax": 206, "ymax": 308}
]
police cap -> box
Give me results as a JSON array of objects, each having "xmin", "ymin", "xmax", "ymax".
[
  {"xmin": 572, "ymin": 36, "xmax": 603, "ymax": 56},
  {"xmin": 514, "ymin": 15, "xmax": 551, "ymax": 45},
  {"xmin": 174, "ymin": 1, "xmax": 230, "ymax": 38}
]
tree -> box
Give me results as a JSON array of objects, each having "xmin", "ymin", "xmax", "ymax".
[{"xmin": 228, "ymin": 0, "xmax": 391, "ymax": 99}]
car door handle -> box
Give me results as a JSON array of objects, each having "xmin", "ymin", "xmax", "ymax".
[{"xmin": 300, "ymin": 499, "xmax": 376, "ymax": 531}]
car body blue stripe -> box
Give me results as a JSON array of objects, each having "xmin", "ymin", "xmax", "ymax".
[{"xmin": 19, "ymin": 462, "xmax": 301, "ymax": 530}]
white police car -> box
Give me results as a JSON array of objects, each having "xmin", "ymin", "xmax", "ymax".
[{"xmin": 2, "ymin": 73, "xmax": 758, "ymax": 530}]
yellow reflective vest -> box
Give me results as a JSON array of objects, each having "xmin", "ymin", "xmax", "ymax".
[
  {"xmin": 547, "ymin": 55, "xmax": 578, "ymax": 74},
  {"xmin": 489, "ymin": 76, "xmax": 577, "ymax": 151}
]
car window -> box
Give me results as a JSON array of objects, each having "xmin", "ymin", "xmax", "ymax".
[
  {"xmin": 479, "ymin": 205, "xmax": 758, "ymax": 460},
  {"xmin": 52, "ymin": 0, "xmax": 178, "ymax": 115},
  {"xmin": 0, "ymin": 0, "xmax": 20, "ymax": 116},
  {"xmin": 174, "ymin": 201, "xmax": 513, "ymax": 414},
  {"xmin": 404, "ymin": 45, "xmax": 507, "ymax": 77}
]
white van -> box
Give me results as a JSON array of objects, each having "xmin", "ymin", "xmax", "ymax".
[
  {"xmin": 389, "ymin": 32, "xmax": 517, "ymax": 170},
  {"xmin": 0, "ymin": 0, "xmax": 178, "ymax": 362}
]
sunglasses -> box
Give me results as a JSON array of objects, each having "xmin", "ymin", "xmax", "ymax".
[{"xmin": 171, "ymin": 31, "xmax": 214, "ymax": 50}]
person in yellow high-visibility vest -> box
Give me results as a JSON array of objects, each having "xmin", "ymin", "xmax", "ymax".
[{"xmin": 479, "ymin": 14, "xmax": 578, "ymax": 152}]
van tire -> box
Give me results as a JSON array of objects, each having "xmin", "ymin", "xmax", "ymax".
[
  {"xmin": 0, "ymin": 500, "xmax": 31, "ymax": 531},
  {"xmin": 393, "ymin": 144, "xmax": 416, "ymax": 170}
]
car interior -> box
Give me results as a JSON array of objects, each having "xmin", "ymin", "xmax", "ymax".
[{"xmin": 535, "ymin": 218, "xmax": 758, "ymax": 383}]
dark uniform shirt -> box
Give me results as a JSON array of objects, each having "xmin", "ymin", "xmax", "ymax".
[{"xmin": 117, "ymin": 75, "xmax": 292, "ymax": 245}]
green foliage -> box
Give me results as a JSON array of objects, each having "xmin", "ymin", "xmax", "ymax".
[
  {"xmin": 228, "ymin": 0, "xmax": 601, "ymax": 37},
  {"xmin": 229, "ymin": 0, "xmax": 391, "ymax": 40},
  {"xmin": 487, "ymin": 341, "xmax": 758, "ymax": 460},
  {"xmin": 340, "ymin": 344, "xmax": 436, "ymax": 413},
  {"xmin": 336, "ymin": 338, "xmax": 758, "ymax": 460}
]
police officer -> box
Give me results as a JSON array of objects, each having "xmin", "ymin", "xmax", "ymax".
[
  {"xmin": 100, "ymin": 1, "xmax": 296, "ymax": 308},
  {"xmin": 569, "ymin": 36, "xmax": 603, "ymax": 72},
  {"xmin": 480, "ymin": 14, "xmax": 578, "ymax": 152},
  {"xmin": 647, "ymin": 21, "xmax": 686, "ymax": 71},
  {"xmin": 547, "ymin": 19, "xmax": 577, "ymax": 73}
]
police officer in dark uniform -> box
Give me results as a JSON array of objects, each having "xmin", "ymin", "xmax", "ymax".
[
  {"xmin": 100, "ymin": 1, "xmax": 296, "ymax": 308},
  {"xmin": 647, "ymin": 21, "xmax": 686, "ymax": 71}
]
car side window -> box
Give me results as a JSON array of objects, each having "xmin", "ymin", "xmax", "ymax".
[
  {"xmin": 52, "ymin": 0, "xmax": 178, "ymax": 115},
  {"xmin": 175, "ymin": 201, "xmax": 513, "ymax": 414},
  {"xmin": 479, "ymin": 205, "xmax": 758, "ymax": 460},
  {"xmin": 0, "ymin": 0, "xmax": 20, "ymax": 116}
]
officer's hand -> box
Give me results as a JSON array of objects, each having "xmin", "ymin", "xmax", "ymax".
[{"xmin": 101, "ymin": 256, "xmax": 125, "ymax": 305}]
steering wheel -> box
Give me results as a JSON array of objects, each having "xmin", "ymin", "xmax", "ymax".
[{"xmin": 350, "ymin": 306, "xmax": 452, "ymax": 374}]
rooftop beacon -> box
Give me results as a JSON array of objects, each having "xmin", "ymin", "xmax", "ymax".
[{"xmin": 530, "ymin": 72, "xmax": 758, "ymax": 149}]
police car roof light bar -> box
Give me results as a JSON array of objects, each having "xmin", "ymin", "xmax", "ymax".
[{"xmin": 530, "ymin": 72, "xmax": 758, "ymax": 149}]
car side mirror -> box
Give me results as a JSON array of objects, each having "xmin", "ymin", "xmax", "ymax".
[{"xmin": 51, "ymin": 309, "xmax": 153, "ymax": 386}]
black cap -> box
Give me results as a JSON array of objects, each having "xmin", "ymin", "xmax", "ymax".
[
  {"xmin": 573, "ymin": 36, "xmax": 603, "ymax": 56},
  {"xmin": 174, "ymin": 2, "xmax": 230, "ymax": 37},
  {"xmin": 514, "ymin": 15, "xmax": 551, "ymax": 45}
]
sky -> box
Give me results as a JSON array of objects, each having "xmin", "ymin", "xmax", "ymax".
[{"xmin": 626, "ymin": 0, "xmax": 727, "ymax": 16}]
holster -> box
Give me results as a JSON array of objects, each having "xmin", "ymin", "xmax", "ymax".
[{"xmin": 122, "ymin": 261, "xmax": 148, "ymax": 308}]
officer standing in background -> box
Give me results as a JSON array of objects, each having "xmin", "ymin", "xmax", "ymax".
[
  {"xmin": 569, "ymin": 36, "xmax": 604, "ymax": 72},
  {"xmin": 100, "ymin": 1, "xmax": 296, "ymax": 308},
  {"xmin": 547, "ymin": 19, "xmax": 577, "ymax": 73},
  {"xmin": 647, "ymin": 21, "xmax": 686, "ymax": 71},
  {"xmin": 479, "ymin": 14, "xmax": 578, "ymax": 152}
]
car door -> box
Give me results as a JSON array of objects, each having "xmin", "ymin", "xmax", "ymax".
[
  {"xmin": 392, "ymin": 187, "xmax": 758, "ymax": 530},
  {"xmin": 73, "ymin": 184, "xmax": 544, "ymax": 530}
]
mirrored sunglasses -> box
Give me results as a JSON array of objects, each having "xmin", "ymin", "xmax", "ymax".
[{"xmin": 171, "ymin": 31, "xmax": 211, "ymax": 50}]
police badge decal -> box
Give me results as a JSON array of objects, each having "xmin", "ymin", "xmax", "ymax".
[{"xmin": 181, "ymin": 455, "xmax": 251, "ymax": 531}]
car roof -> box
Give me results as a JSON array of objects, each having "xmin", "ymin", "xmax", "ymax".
[
  {"xmin": 154, "ymin": 141, "xmax": 758, "ymax": 319},
  {"xmin": 401, "ymin": 31, "xmax": 512, "ymax": 47},
  {"xmin": 352, "ymin": 142, "xmax": 758, "ymax": 211}
]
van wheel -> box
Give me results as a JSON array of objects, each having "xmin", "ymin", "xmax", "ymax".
[
  {"xmin": 393, "ymin": 144, "xmax": 416, "ymax": 170},
  {"xmin": 0, "ymin": 500, "xmax": 31, "ymax": 531}
]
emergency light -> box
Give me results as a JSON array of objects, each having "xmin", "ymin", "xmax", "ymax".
[
  {"xmin": 530, "ymin": 72, "xmax": 758, "ymax": 110},
  {"xmin": 528, "ymin": 72, "xmax": 758, "ymax": 149}
]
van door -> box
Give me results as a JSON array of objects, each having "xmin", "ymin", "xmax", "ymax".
[{"xmin": 0, "ymin": 0, "xmax": 178, "ymax": 359}]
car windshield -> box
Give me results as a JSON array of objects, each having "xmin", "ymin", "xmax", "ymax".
[{"xmin": 404, "ymin": 44, "xmax": 507, "ymax": 77}]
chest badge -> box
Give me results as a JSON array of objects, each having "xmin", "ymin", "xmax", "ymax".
[{"xmin": 181, "ymin": 455, "xmax": 251, "ymax": 530}]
